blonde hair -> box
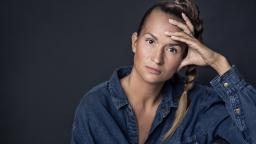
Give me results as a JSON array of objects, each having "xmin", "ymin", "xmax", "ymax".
[
  {"xmin": 160, "ymin": 0, "xmax": 203, "ymax": 141},
  {"xmin": 163, "ymin": 66, "xmax": 197, "ymax": 141}
]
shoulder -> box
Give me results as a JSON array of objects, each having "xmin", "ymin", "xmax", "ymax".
[
  {"xmin": 75, "ymin": 81, "xmax": 112, "ymax": 118},
  {"xmin": 186, "ymin": 83, "xmax": 230, "ymax": 132},
  {"xmin": 82, "ymin": 81, "xmax": 110, "ymax": 105},
  {"xmin": 172, "ymin": 73, "xmax": 225, "ymax": 110},
  {"xmin": 172, "ymin": 73, "xmax": 222, "ymax": 108},
  {"xmin": 190, "ymin": 82, "xmax": 223, "ymax": 105},
  {"xmin": 192, "ymin": 83, "xmax": 230, "ymax": 122},
  {"xmin": 188, "ymin": 82, "xmax": 229, "ymax": 118}
]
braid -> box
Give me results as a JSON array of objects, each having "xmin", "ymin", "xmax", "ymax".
[
  {"xmin": 136, "ymin": 0, "xmax": 202, "ymax": 141},
  {"xmin": 163, "ymin": 66, "xmax": 197, "ymax": 141},
  {"xmin": 161, "ymin": 0, "xmax": 201, "ymax": 141}
]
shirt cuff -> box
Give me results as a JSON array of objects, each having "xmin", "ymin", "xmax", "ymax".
[{"xmin": 209, "ymin": 65, "xmax": 246, "ymax": 96}]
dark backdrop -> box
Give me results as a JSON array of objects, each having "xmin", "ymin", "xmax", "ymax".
[{"xmin": 1, "ymin": 0, "xmax": 256, "ymax": 144}]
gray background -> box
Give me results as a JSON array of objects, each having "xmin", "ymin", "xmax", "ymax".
[{"xmin": 1, "ymin": 0, "xmax": 256, "ymax": 144}]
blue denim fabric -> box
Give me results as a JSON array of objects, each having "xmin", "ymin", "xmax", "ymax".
[{"xmin": 71, "ymin": 65, "xmax": 256, "ymax": 144}]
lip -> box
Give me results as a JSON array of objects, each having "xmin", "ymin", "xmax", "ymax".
[{"xmin": 145, "ymin": 66, "xmax": 162, "ymax": 75}]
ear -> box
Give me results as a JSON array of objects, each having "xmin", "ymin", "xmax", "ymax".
[{"xmin": 131, "ymin": 32, "xmax": 138, "ymax": 53}]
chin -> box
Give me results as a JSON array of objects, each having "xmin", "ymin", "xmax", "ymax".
[
  {"xmin": 141, "ymin": 73, "xmax": 167, "ymax": 84},
  {"xmin": 134, "ymin": 64, "xmax": 173, "ymax": 84}
]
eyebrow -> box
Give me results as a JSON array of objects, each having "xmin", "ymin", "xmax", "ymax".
[
  {"xmin": 145, "ymin": 33, "xmax": 158, "ymax": 41},
  {"xmin": 145, "ymin": 32, "xmax": 180, "ymax": 46}
]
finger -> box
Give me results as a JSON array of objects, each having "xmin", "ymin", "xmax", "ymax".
[
  {"xmin": 169, "ymin": 35, "xmax": 194, "ymax": 46},
  {"xmin": 165, "ymin": 31, "xmax": 193, "ymax": 41},
  {"xmin": 165, "ymin": 31, "xmax": 199, "ymax": 48},
  {"xmin": 181, "ymin": 13, "xmax": 194, "ymax": 34},
  {"xmin": 168, "ymin": 18, "xmax": 192, "ymax": 36}
]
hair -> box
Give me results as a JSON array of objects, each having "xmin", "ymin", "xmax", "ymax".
[{"xmin": 136, "ymin": 0, "xmax": 203, "ymax": 141}]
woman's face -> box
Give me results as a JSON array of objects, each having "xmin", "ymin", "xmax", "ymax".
[{"xmin": 131, "ymin": 9, "xmax": 185, "ymax": 84}]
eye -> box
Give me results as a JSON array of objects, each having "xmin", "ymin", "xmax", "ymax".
[
  {"xmin": 167, "ymin": 47, "xmax": 178, "ymax": 54},
  {"xmin": 146, "ymin": 39, "xmax": 155, "ymax": 45}
]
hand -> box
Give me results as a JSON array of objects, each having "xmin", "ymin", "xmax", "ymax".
[{"xmin": 165, "ymin": 13, "xmax": 231, "ymax": 75}]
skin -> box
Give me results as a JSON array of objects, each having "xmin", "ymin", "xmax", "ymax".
[
  {"xmin": 121, "ymin": 9, "xmax": 231, "ymax": 144},
  {"xmin": 166, "ymin": 13, "xmax": 231, "ymax": 74}
]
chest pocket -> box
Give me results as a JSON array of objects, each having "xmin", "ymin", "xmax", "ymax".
[{"xmin": 180, "ymin": 134, "xmax": 207, "ymax": 144}]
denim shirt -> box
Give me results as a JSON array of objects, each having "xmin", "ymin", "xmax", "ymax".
[{"xmin": 71, "ymin": 65, "xmax": 256, "ymax": 144}]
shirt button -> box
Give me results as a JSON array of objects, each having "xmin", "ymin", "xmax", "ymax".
[
  {"xmin": 234, "ymin": 108, "xmax": 241, "ymax": 115},
  {"xmin": 223, "ymin": 82, "xmax": 229, "ymax": 88}
]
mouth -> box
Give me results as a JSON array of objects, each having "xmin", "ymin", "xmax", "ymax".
[{"xmin": 145, "ymin": 66, "xmax": 162, "ymax": 75}]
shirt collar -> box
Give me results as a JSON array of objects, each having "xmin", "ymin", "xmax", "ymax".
[{"xmin": 108, "ymin": 65, "xmax": 184, "ymax": 110}]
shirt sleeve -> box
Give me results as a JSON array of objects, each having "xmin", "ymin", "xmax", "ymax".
[{"xmin": 209, "ymin": 65, "xmax": 256, "ymax": 144}]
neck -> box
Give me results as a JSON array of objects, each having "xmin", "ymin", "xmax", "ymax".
[{"xmin": 121, "ymin": 67, "xmax": 164, "ymax": 109}]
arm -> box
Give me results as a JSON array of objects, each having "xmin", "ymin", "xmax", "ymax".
[
  {"xmin": 209, "ymin": 65, "xmax": 256, "ymax": 143},
  {"xmin": 166, "ymin": 13, "xmax": 256, "ymax": 143}
]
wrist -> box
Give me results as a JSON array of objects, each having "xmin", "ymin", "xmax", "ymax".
[{"xmin": 210, "ymin": 54, "xmax": 231, "ymax": 76}]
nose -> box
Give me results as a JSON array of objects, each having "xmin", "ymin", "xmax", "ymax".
[{"xmin": 151, "ymin": 47, "xmax": 164, "ymax": 65}]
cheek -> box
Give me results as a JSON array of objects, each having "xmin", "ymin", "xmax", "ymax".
[{"xmin": 135, "ymin": 42, "xmax": 151, "ymax": 62}]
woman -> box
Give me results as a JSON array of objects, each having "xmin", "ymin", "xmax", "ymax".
[{"xmin": 71, "ymin": 0, "xmax": 256, "ymax": 143}]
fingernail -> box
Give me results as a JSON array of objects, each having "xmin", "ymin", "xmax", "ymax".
[
  {"xmin": 169, "ymin": 19, "xmax": 174, "ymax": 23},
  {"xmin": 182, "ymin": 12, "xmax": 185, "ymax": 17}
]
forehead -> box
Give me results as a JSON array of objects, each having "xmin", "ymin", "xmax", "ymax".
[{"xmin": 142, "ymin": 9, "xmax": 182, "ymax": 36}]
